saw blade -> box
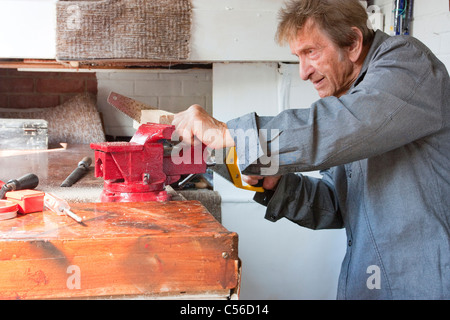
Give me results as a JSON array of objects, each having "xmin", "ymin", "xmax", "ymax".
[
  {"xmin": 207, "ymin": 148, "xmax": 235, "ymax": 184},
  {"xmin": 107, "ymin": 91, "xmax": 159, "ymax": 123},
  {"xmin": 209, "ymin": 163, "xmax": 234, "ymax": 184}
]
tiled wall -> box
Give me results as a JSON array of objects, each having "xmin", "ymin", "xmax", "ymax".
[{"xmin": 96, "ymin": 69, "xmax": 213, "ymax": 137}]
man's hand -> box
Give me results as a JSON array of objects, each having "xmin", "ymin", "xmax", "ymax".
[
  {"xmin": 242, "ymin": 175, "xmax": 281, "ymax": 191},
  {"xmin": 172, "ymin": 104, "xmax": 235, "ymax": 149}
]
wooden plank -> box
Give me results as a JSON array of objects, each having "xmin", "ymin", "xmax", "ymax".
[
  {"xmin": 0, "ymin": 201, "xmax": 239, "ymax": 299},
  {"xmin": 140, "ymin": 110, "xmax": 174, "ymax": 125},
  {"xmin": 107, "ymin": 91, "xmax": 174, "ymax": 124}
]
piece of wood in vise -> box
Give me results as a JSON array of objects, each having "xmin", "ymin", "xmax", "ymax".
[
  {"xmin": 140, "ymin": 109, "xmax": 174, "ymax": 125},
  {"xmin": 107, "ymin": 91, "xmax": 174, "ymax": 124}
]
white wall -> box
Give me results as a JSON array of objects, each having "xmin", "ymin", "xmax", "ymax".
[
  {"xmin": 0, "ymin": 0, "xmax": 57, "ymax": 59},
  {"xmin": 190, "ymin": 0, "xmax": 294, "ymax": 61},
  {"xmin": 213, "ymin": 62, "xmax": 347, "ymax": 300}
]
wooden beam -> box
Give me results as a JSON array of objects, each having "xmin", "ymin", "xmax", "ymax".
[{"xmin": 0, "ymin": 59, "xmax": 212, "ymax": 71}]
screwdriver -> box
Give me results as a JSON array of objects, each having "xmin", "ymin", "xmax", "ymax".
[
  {"xmin": 44, "ymin": 192, "xmax": 83, "ymax": 223},
  {"xmin": 0, "ymin": 173, "xmax": 39, "ymax": 199}
]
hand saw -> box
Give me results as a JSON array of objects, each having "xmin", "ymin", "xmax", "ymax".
[{"xmin": 208, "ymin": 147, "xmax": 264, "ymax": 193}]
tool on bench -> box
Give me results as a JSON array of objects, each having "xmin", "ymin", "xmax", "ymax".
[
  {"xmin": 60, "ymin": 156, "xmax": 92, "ymax": 187},
  {"xmin": 44, "ymin": 192, "xmax": 83, "ymax": 223},
  {"xmin": 90, "ymin": 122, "xmax": 264, "ymax": 203},
  {"xmin": 0, "ymin": 200, "xmax": 18, "ymax": 221},
  {"xmin": 0, "ymin": 173, "xmax": 41, "ymax": 220},
  {"xmin": 0, "ymin": 173, "xmax": 39, "ymax": 199}
]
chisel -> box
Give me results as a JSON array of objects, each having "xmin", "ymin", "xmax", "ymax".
[{"xmin": 61, "ymin": 157, "xmax": 92, "ymax": 187}]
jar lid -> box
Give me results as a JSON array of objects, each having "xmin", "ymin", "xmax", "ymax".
[{"xmin": 0, "ymin": 200, "xmax": 18, "ymax": 220}]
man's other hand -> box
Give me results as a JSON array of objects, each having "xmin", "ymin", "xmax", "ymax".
[{"xmin": 242, "ymin": 175, "xmax": 281, "ymax": 190}]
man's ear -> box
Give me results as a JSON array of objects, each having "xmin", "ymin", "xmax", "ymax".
[{"xmin": 348, "ymin": 27, "xmax": 364, "ymax": 63}]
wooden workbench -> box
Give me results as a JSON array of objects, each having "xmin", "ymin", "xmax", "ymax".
[{"xmin": 0, "ymin": 144, "xmax": 239, "ymax": 299}]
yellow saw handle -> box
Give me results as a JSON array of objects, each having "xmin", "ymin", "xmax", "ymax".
[{"xmin": 226, "ymin": 147, "xmax": 265, "ymax": 193}]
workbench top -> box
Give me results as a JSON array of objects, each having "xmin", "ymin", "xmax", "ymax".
[
  {"xmin": 0, "ymin": 201, "xmax": 227, "ymax": 241},
  {"xmin": 0, "ymin": 143, "xmax": 102, "ymax": 202}
]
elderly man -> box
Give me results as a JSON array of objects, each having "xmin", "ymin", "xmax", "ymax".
[{"xmin": 172, "ymin": 0, "xmax": 450, "ymax": 299}]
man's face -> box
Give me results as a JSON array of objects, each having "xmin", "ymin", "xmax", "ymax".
[{"xmin": 289, "ymin": 19, "xmax": 358, "ymax": 98}]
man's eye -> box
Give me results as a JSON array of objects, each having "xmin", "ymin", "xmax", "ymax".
[{"xmin": 309, "ymin": 49, "xmax": 320, "ymax": 58}]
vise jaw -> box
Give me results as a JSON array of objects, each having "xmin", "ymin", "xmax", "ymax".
[{"xmin": 90, "ymin": 123, "xmax": 206, "ymax": 202}]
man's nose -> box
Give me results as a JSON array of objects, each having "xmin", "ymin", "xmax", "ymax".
[{"xmin": 299, "ymin": 58, "xmax": 314, "ymax": 81}]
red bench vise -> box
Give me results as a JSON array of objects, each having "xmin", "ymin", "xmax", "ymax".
[{"xmin": 90, "ymin": 123, "xmax": 206, "ymax": 202}]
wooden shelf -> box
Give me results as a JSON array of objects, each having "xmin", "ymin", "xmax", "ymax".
[{"xmin": 0, "ymin": 59, "xmax": 212, "ymax": 71}]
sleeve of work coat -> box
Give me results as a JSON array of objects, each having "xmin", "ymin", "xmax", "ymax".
[{"xmin": 254, "ymin": 169, "xmax": 344, "ymax": 230}]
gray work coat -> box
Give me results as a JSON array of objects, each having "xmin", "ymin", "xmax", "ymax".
[{"xmin": 227, "ymin": 30, "xmax": 450, "ymax": 300}]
